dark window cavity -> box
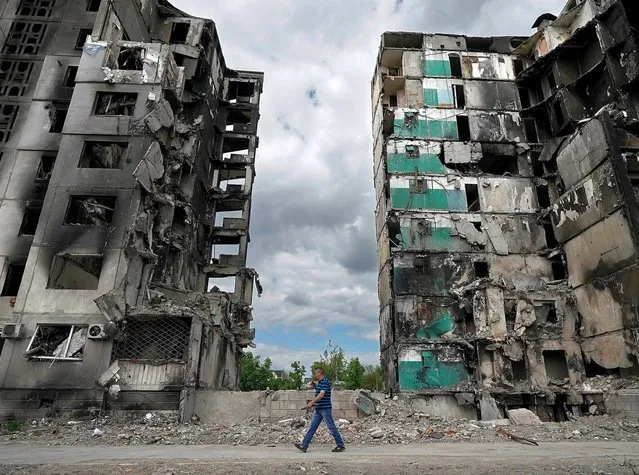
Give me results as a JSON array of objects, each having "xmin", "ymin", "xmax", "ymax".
[
  {"xmin": 63, "ymin": 66, "xmax": 78, "ymax": 87},
  {"xmin": 449, "ymin": 54, "xmax": 462, "ymax": 78},
  {"xmin": 465, "ymin": 184, "xmax": 480, "ymax": 211},
  {"xmin": 170, "ymin": 22, "xmax": 190, "ymax": 44},
  {"xmin": 79, "ymin": 141, "xmax": 127, "ymax": 168},
  {"xmin": 19, "ymin": 203, "xmax": 42, "ymax": 235},
  {"xmin": 64, "ymin": 195, "xmax": 116, "ymax": 225},
  {"xmin": 1, "ymin": 263, "xmax": 25, "ymax": 297},
  {"xmin": 75, "ymin": 28, "xmax": 92, "ymax": 49}
]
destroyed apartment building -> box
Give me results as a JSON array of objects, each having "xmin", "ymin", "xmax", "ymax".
[
  {"xmin": 0, "ymin": 0, "xmax": 263, "ymax": 418},
  {"xmin": 372, "ymin": 0, "xmax": 639, "ymax": 420}
]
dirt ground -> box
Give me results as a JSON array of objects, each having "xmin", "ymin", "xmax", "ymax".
[{"xmin": 0, "ymin": 442, "xmax": 638, "ymax": 474}]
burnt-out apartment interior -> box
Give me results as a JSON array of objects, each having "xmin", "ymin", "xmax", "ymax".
[
  {"xmin": 0, "ymin": 0, "xmax": 263, "ymax": 418},
  {"xmin": 373, "ymin": 0, "xmax": 639, "ymax": 420}
]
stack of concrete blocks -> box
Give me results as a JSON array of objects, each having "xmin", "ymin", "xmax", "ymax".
[
  {"xmin": 606, "ymin": 390, "xmax": 639, "ymax": 419},
  {"xmin": 261, "ymin": 390, "xmax": 360, "ymax": 422}
]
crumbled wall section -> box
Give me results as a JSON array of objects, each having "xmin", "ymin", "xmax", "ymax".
[
  {"xmin": 372, "ymin": 0, "xmax": 639, "ymax": 420},
  {"xmin": 0, "ymin": 0, "xmax": 263, "ymax": 419}
]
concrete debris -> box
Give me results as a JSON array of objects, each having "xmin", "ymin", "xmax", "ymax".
[
  {"xmin": 92, "ymin": 428, "xmax": 103, "ymax": 437},
  {"xmin": 507, "ymin": 409, "xmax": 543, "ymax": 425},
  {"xmin": 479, "ymin": 396, "xmax": 502, "ymax": 421},
  {"xmin": 353, "ymin": 391, "xmax": 377, "ymax": 416}
]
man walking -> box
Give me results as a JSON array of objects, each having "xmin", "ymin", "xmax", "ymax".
[{"xmin": 294, "ymin": 367, "xmax": 345, "ymax": 453}]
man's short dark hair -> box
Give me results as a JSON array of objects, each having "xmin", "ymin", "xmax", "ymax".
[{"xmin": 316, "ymin": 367, "xmax": 325, "ymax": 375}]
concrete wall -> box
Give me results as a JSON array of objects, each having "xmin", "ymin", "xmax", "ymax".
[
  {"xmin": 606, "ymin": 390, "xmax": 639, "ymax": 419},
  {"xmin": 194, "ymin": 390, "xmax": 363, "ymax": 425}
]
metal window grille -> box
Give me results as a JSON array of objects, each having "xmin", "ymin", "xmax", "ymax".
[
  {"xmin": 0, "ymin": 60, "xmax": 35, "ymax": 97},
  {"xmin": 2, "ymin": 22, "xmax": 48, "ymax": 55},
  {"xmin": 16, "ymin": 0, "xmax": 56, "ymax": 17},
  {"xmin": 112, "ymin": 318, "xmax": 191, "ymax": 361}
]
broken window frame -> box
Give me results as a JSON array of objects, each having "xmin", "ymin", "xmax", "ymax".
[
  {"xmin": 75, "ymin": 28, "xmax": 92, "ymax": 50},
  {"xmin": 116, "ymin": 46, "xmax": 145, "ymax": 71},
  {"xmin": 404, "ymin": 111, "xmax": 418, "ymax": 128},
  {"xmin": 93, "ymin": 92, "xmax": 138, "ymax": 116},
  {"xmin": 18, "ymin": 202, "xmax": 42, "ymax": 235},
  {"xmin": 48, "ymin": 103, "xmax": 68, "ymax": 133},
  {"xmin": 35, "ymin": 152, "xmax": 56, "ymax": 182},
  {"xmin": 25, "ymin": 324, "xmax": 88, "ymax": 361},
  {"xmin": 64, "ymin": 195, "xmax": 116, "ymax": 226}
]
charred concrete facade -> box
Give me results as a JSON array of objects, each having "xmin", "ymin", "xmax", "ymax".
[
  {"xmin": 373, "ymin": 0, "xmax": 639, "ymax": 419},
  {"xmin": 0, "ymin": 0, "xmax": 263, "ymax": 418}
]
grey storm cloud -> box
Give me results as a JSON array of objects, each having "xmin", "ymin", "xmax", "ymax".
[{"xmin": 173, "ymin": 0, "xmax": 568, "ymax": 362}]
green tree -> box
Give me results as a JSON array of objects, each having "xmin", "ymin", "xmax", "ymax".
[
  {"xmin": 240, "ymin": 352, "xmax": 278, "ymax": 390},
  {"xmin": 361, "ymin": 365, "xmax": 383, "ymax": 391},
  {"xmin": 288, "ymin": 361, "xmax": 306, "ymax": 389},
  {"xmin": 311, "ymin": 340, "xmax": 346, "ymax": 383},
  {"xmin": 342, "ymin": 357, "xmax": 365, "ymax": 389}
]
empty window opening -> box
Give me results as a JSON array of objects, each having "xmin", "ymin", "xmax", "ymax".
[
  {"xmin": 472, "ymin": 221, "xmax": 482, "ymax": 232},
  {"xmin": 87, "ymin": 0, "xmax": 101, "ymax": 11},
  {"xmin": 543, "ymin": 224, "xmax": 558, "ymax": 250},
  {"xmin": 530, "ymin": 152, "xmax": 544, "ymax": 176},
  {"xmin": 543, "ymin": 350, "xmax": 569, "ymax": 380},
  {"xmin": 414, "ymin": 257, "xmax": 430, "ymax": 274},
  {"xmin": 94, "ymin": 92, "xmax": 137, "ymax": 116},
  {"xmin": 405, "ymin": 145, "xmax": 420, "ymax": 158},
  {"xmin": 504, "ymin": 300, "xmax": 517, "ymax": 332},
  {"xmin": 48, "ymin": 104, "xmax": 68, "ymax": 133},
  {"xmin": 170, "ymin": 22, "xmax": 190, "ymax": 44},
  {"xmin": 1, "ymin": 263, "xmax": 25, "ymax": 297},
  {"xmin": 218, "ymin": 177, "xmax": 246, "ymax": 192},
  {"xmin": 225, "ymin": 108, "xmax": 252, "ymax": 132},
  {"xmin": 227, "ymin": 81, "xmax": 255, "ymax": 103},
  {"xmin": 513, "ymin": 59, "xmax": 524, "ymax": 77},
  {"xmin": 25, "ymin": 324, "xmax": 88, "ymax": 361},
  {"xmin": 411, "ymin": 178, "xmax": 428, "ymax": 193},
  {"xmin": 171, "ymin": 206, "xmax": 190, "ymax": 234},
  {"xmin": 404, "ymin": 111, "xmax": 418, "ymax": 128},
  {"xmin": 222, "ymin": 136, "xmax": 250, "ymax": 156},
  {"xmin": 511, "ymin": 359, "xmax": 527, "ymax": 381},
  {"xmin": 19, "ymin": 204, "xmax": 42, "ymax": 235},
  {"xmin": 112, "ymin": 317, "xmax": 191, "ymax": 361},
  {"xmin": 75, "ymin": 28, "xmax": 92, "ymax": 49},
  {"xmin": 214, "ymin": 210, "xmax": 242, "ymax": 227},
  {"xmin": 547, "ymin": 72, "xmax": 557, "ymax": 92},
  {"xmin": 524, "ymin": 118, "xmax": 539, "ymax": 143},
  {"xmin": 212, "ymin": 243, "xmax": 241, "ymax": 262},
  {"xmin": 389, "ymin": 94, "xmax": 398, "ymax": 107},
  {"xmin": 536, "ymin": 302, "xmax": 558, "ymax": 324},
  {"xmin": 464, "ymin": 309, "xmax": 475, "ymax": 334},
  {"xmin": 478, "ymin": 154, "xmax": 519, "ymax": 175},
  {"xmin": 117, "ymin": 47, "xmax": 144, "ymax": 70},
  {"xmin": 79, "ymin": 141, "xmax": 126, "ymax": 168},
  {"xmin": 173, "ymin": 52, "xmax": 185, "ymax": 66},
  {"xmin": 585, "ymin": 359, "xmax": 620, "ymax": 378},
  {"xmin": 449, "ymin": 54, "xmax": 462, "ymax": 78},
  {"xmin": 536, "ymin": 185, "xmax": 551, "ymax": 208},
  {"xmin": 553, "ymin": 100, "xmax": 565, "ymax": 127},
  {"xmin": 518, "ymin": 87, "xmax": 531, "ymax": 109},
  {"xmin": 416, "ymin": 220, "xmax": 433, "ymax": 235},
  {"xmin": 35, "ymin": 153, "xmax": 56, "ymax": 182},
  {"xmin": 47, "ymin": 254, "xmax": 103, "ymax": 290},
  {"xmin": 64, "ymin": 195, "xmax": 116, "ymax": 225},
  {"xmin": 474, "ymin": 261, "xmax": 489, "ymax": 278},
  {"xmin": 208, "ymin": 276, "xmax": 236, "ymax": 293},
  {"xmin": 465, "ymin": 184, "xmax": 480, "ymax": 211},
  {"xmin": 457, "ymin": 115, "xmax": 471, "ymax": 141},
  {"xmin": 62, "ymin": 66, "xmax": 78, "ymax": 87},
  {"xmin": 453, "ymin": 84, "xmax": 466, "ymax": 108},
  {"xmin": 551, "ymin": 256, "xmax": 566, "ymax": 280}
]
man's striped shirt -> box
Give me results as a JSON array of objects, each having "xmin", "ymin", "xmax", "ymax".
[{"xmin": 315, "ymin": 377, "xmax": 332, "ymax": 409}]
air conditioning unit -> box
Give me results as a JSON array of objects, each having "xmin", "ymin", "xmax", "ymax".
[
  {"xmin": 87, "ymin": 324, "xmax": 107, "ymax": 339},
  {"xmin": 1, "ymin": 323, "xmax": 22, "ymax": 339}
]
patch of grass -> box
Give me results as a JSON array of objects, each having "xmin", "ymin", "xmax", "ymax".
[{"xmin": 4, "ymin": 420, "xmax": 23, "ymax": 433}]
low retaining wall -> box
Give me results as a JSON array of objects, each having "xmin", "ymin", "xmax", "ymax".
[
  {"xmin": 606, "ymin": 390, "xmax": 639, "ymax": 419},
  {"xmin": 193, "ymin": 390, "xmax": 363, "ymax": 425}
]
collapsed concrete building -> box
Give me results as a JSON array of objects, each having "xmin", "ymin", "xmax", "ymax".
[
  {"xmin": 373, "ymin": 0, "xmax": 639, "ymax": 420},
  {"xmin": 0, "ymin": 0, "xmax": 263, "ymax": 418}
]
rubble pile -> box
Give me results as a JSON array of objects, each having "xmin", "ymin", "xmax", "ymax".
[{"xmin": 1, "ymin": 393, "xmax": 638, "ymax": 447}]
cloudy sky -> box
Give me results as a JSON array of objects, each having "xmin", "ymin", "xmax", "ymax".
[{"xmin": 176, "ymin": 0, "xmax": 566, "ymax": 372}]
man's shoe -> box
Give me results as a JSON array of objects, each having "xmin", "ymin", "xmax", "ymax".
[
  {"xmin": 331, "ymin": 446, "xmax": 345, "ymax": 452},
  {"xmin": 294, "ymin": 443, "xmax": 307, "ymax": 453}
]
